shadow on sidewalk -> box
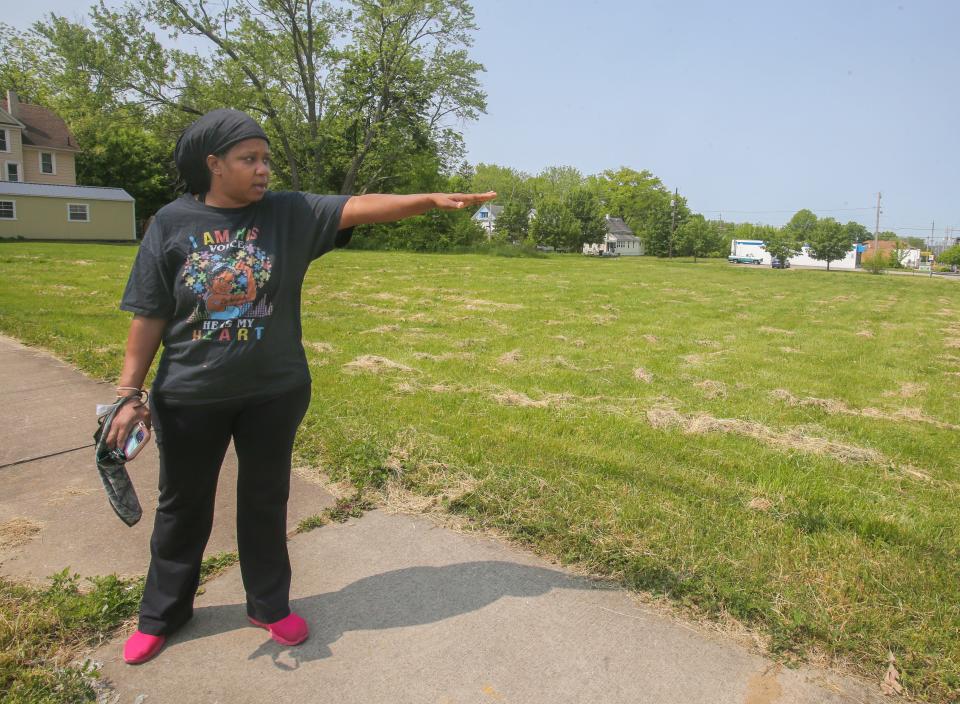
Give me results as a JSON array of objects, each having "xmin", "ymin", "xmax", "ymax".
[{"xmin": 166, "ymin": 560, "xmax": 597, "ymax": 669}]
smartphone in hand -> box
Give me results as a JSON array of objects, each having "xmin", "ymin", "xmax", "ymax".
[{"xmin": 123, "ymin": 422, "xmax": 151, "ymax": 461}]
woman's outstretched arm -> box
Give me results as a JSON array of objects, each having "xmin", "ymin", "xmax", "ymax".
[{"xmin": 339, "ymin": 191, "xmax": 497, "ymax": 230}]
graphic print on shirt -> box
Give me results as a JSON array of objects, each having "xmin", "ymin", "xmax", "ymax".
[{"xmin": 180, "ymin": 227, "xmax": 273, "ymax": 342}]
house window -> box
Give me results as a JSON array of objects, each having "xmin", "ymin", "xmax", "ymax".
[
  {"xmin": 40, "ymin": 152, "xmax": 55, "ymax": 174},
  {"xmin": 67, "ymin": 203, "xmax": 90, "ymax": 222},
  {"xmin": 0, "ymin": 130, "xmax": 7, "ymax": 152},
  {"xmin": 0, "ymin": 200, "xmax": 14, "ymax": 219},
  {"xmin": 6, "ymin": 162, "xmax": 19, "ymax": 182},
  {"xmin": 478, "ymin": 211, "xmax": 487, "ymax": 219}
]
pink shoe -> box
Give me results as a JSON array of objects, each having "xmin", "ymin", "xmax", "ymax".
[
  {"xmin": 248, "ymin": 611, "xmax": 309, "ymax": 646},
  {"xmin": 123, "ymin": 630, "xmax": 166, "ymax": 664}
]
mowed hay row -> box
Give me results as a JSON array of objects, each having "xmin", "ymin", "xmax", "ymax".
[
  {"xmin": 644, "ymin": 405, "xmax": 887, "ymax": 466},
  {"xmin": 771, "ymin": 388, "xmax": 960, "ymax": 431}
]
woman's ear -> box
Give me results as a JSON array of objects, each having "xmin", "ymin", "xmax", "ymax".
[{"xmin": 206, "ymin": 154, "xmax": 221, "ymax": 177}]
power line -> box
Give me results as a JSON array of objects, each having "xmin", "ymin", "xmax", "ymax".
[{"xmin": 698, "ymin": 206, "xmax": 875, "ymax": 214}]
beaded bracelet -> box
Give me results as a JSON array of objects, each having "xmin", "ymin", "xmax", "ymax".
[{"xmin": 115, "ymin": 386, "xmax": 148, "ymax": 403}]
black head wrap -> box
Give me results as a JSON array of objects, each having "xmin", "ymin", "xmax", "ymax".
[{"xmin": 174, "ymin": 108, "xmax": 270, "ymax": 194}]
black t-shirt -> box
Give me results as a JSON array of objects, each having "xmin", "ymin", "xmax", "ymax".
[{"xmin": 120, "ymin": 191, "xmax": 352, "ymax": 403}]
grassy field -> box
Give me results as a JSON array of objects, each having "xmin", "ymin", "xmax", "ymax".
[{"xmin": 1, "ymin": 242, "xmax": 958, "ymax": 701}]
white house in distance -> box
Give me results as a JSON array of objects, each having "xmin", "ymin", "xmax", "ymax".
[
  {"xmin": 729, "ymin": 239, "xmax": 858, "ymax": 270},
  {"xmin": 584, "ymin": 216, "xmax": 644, "ymax": 256},
  {"xmin": 0, "ymin": 90, "xmax": 136, "ymax": 241},
  {"xmin": 472, "ymin": 204, "xmax": 503, "ymax": 236}
]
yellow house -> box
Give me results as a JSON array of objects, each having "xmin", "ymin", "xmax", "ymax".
[{"xmin": 0, "ymin": 90, "xmax": 135, "ymax": 240}]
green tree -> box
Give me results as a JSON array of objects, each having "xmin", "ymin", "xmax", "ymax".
[
  {"xmin": 531, "ymin": 165, "xmax": 583, "ymax": 201},
  {"xmin": 472, "ymin": 163, "xmax": 531, "ymax": 201},
  {"xmin": 529, "ymin": 198, "xmax": 580, "ymax": 251},
  {"xmin": 587, "ymin": 167, "xmax": 687, "ymax": 257},
  {"xmin": 938, "ymin": 245, "xmax": 960, "ymax": 266},
  {"xmin": 20, "ymin": 0, "xmax": 486, "ymax": 196},
  {"xmin": 74, "ymin": 124, "xmax": 174, "ymax": 223},
  {"xmin": 675, "ymin": 215, "xmax": 719, "ymax": 261},
  {"xmin": 807, "ymin": 217, "xmax": 854, "ymax": 270},
  {"xmin": 493, "ymin": 199, "xmax": 532, "ymax": 243},
  {"xmin": 563, "ymin": 187, "xmax": 606, "ymax": 246},
  {"xmin": 784, "ymin": 209, "xmax": 818, "ymax": 245},
  {"xmin": 762, "ymin": 226, "xmax": 801, "ymax": 266},
  {"xmin": 844, "ymin": 221, "xmax": 871, "ymax": 244}
]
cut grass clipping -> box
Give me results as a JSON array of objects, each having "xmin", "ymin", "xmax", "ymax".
[{"xmin": 2, "ymin": 243, "xmax": 959, "ymax": 701}]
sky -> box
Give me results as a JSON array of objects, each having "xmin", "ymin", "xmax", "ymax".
[{"xmin": 5, "ymin": 0, "xmax": 959, "ymax": 239}]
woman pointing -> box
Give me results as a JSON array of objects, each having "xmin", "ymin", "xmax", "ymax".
[{"xmin": 108, "ymin": 108, "xmax": 495, "ymax": 664}]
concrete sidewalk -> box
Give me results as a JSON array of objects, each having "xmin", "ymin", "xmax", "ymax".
[
  {"xmin": 0, "ymin": 334, "xmax": 334, "ymax": 580},
  {"xmin": 0, "ymin": 334, "xmax": 887, "ymax": 704}
]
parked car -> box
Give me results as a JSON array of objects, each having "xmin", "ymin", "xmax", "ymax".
[
  {"xmin": 771, "ymin": 257, "xmax": 791, "ymax": 269},
  {"xmin": 727, "ymin": 255, "xmax": 763, "ymax": 265}
]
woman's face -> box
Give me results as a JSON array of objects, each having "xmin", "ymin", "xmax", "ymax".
[{"xmin": 207, "ymin": 138, "xmax": 272, "ymax": 205}]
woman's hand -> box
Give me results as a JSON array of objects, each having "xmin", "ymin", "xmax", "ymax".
[
  {"xmin": 430, "ymin": 191, "xmax": 498, "ymax": 210},
  {"xmin": 339, "ymin": 191, "xmax": 498, "ymax": 228},
  {"xmin": 106, "ymin": 400, "xmax": 152, "ymax": 452}
]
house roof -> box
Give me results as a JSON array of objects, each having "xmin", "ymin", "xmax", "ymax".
[
  {"xmin": 604, "ymin": 216, "xmax": 636, "ymax": 237},
  {"xmin": 0, "ymin": 106, "xmax": 24, "ymax": 128},
  {"xmin": 0, "ymin": 97, "xmax": 80, "ymax": 151},
  {"xmin": 474, "ymin": 204, "xmax": 504, "ymax": 218},
  {"xmin": 0, "ymin": 181, "xmax": 133, "ymax": 202},
  {"xmin": 608, "ymin": 232, "xmax": 641, "ymax": 242}
]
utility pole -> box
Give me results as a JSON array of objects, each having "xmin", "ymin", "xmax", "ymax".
[
  {"xmin": 669, "ymin": 188, "xmax": 677, "ymax": 258},
  {"xmin": 873, "ymin": 191, "xmax": 881, "ymax": 254}
]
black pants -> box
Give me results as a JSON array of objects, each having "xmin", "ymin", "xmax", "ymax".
[{"xmin": 138, "ymin": 383, "xmax": 312, "ymax": 636}]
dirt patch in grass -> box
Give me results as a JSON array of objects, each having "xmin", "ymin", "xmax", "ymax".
[
  {"xmin": 0, "ymin": 517, "xmax": 42, "ymax": 549},
  {"xmin": 856, "ymin": 330, "xmax": 874, "ymax": 338},
  {"xmin": 643, "ymin": 334, "xmax": 659, "ymax": 344},
  {"xmin": 343, "ymin": 355, "xmax": 416, "ymax": 374},
  {"xmin": 646, "ymin": 405, "xmax": 884, "ymax": 465},
  {"xmin": 758, "ymin": 326, "xmax": 795, "ymax": 336},
  {"xmin": 633, "ymin": 368, "xmax": 654, "ymax": 383},
  {"xmin": 779, "ymin": 347, "xmax": 800, "ymax": 354}
]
